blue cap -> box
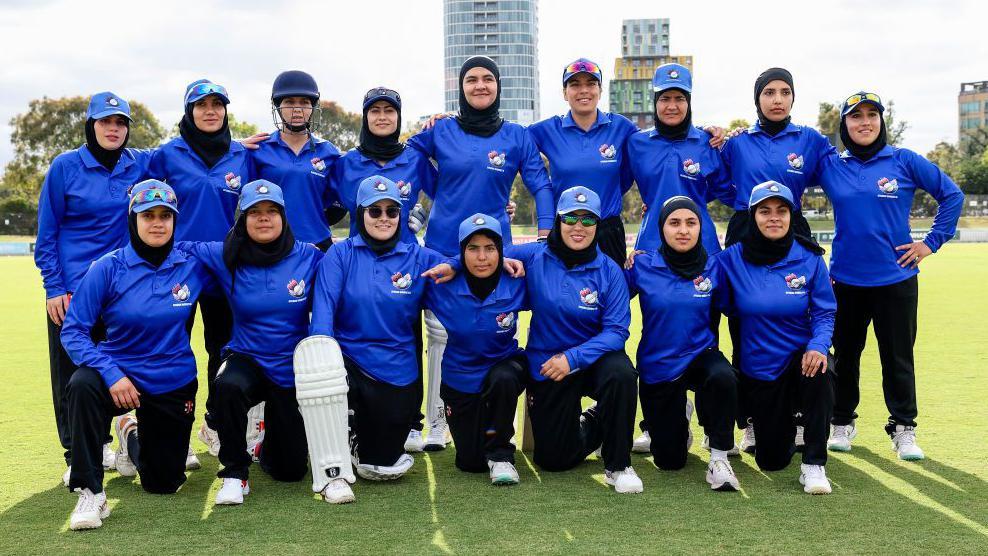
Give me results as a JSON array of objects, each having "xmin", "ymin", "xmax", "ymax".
[
  {"xmin": 562, "ymin": 58, "xmax": 602, "ymax": 85},
  {"xmin": 184, "ymin": 79, "xmax": 230, "ymax": 106},
  {"xmin": 238, "ymin": 180, "xmax": 285, "ymax": 211},
  {"xmin": 363, "ymin": 86, "xmax": 401, "ymax": 110},
  {"xmin": 652, "ymin": 63, "xmax": 692, "ymax": 94},
  {"xmin": 87, "ymin": 92, "xmax": 131, "ymax": 121},
  {"xmin": 840, "ymin": 91, "xmax": 884, "ymax": 118},
  {"xmin": 356, "ymin": 176, "xmax": 402, "ymax": 208},
  {"xmin": 458, "ymin": 213, "xmax": 502, "ymax": 244},
  {"xmin": 556, "ymin": 186, "xmax": 601, "ymax": 218},
  {"xmin": 129, "ymin": 180, "xmax": 178, "ymax": 214},
  {"xmin": 749, "ymin": 181, "xmax": 794, "ymax": 209}
]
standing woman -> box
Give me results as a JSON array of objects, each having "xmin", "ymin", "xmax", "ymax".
[
  {"xmin": 147, "ymin": 79, "xmax": 252, "ymax": 455},
  {"xmin": 819, "ymin": 92, "xmax": 963, "ymax": 459},
  {"xmin": 60, "ymin": 181, "xmax": 210, "ymax": 529},
  {"xmin": 627, "ymin": 196, "xmax": 740, "ymax": 491},
  {"xmin": 507, "ymin": 186, "xmax": 641, "ymax": 494},
  {"xmin": 407, "ymin": 55, "xmax": 555, "ymax": 450},
  {"xmin": 527, "ymin": 58, "xmax": 638, "ymax": 267},
  {"xmin": 717, "ymin": 182, "xmax": 837, "ymax": 494},
  {"xmin": 423, "ymin": 214, "xmax": 529, "ymax": 485},
  {"xmin": 35, "ymin": 92, "xmax": 151, "ymax": 479}
]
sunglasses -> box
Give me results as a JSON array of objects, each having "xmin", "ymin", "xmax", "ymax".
[
  {"xmin": 364, "ymin": 87, "xmax": 401, "ymax": 105},
  {"xmin": 566, "ymin": 61, "xmax": 600, "ymax": 75},
  {"xmin": 367, "ymin": 206, "xmax": 400, "ymax": 219},
  {"xmin": 130, "ymin": 188, "xmax": 177, "ymax": 209},
  {"xmin": 560, "ymin": 214, "xmax": 598, "ymax": 227},
  {"xmin": 185, "ymin": 83, "xmax": 229, "ymax": 104},
  {"xmin": 844, "ymin": 92, "xmax": 881, "ymax": 109}
]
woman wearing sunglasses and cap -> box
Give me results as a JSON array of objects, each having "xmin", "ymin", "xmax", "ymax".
[
  {"xmin": 505, "ymin": 186, "xmax": 640, "ymax": 494},
  {"xmin": 716, "ymin": 181, "xmax": 837, "ymax": 494},
  {"xmin": 147, "ymin": 79, "xmax": 252, "ymax": 457},
  {"xmin": 35, "ymin": 91, "xmax": 154, "ymax": 483},
  {"xmin": 817, "ymin": 92, "xmax": 963, "ymax": 460},
  {"xmin": 60, "ymin": 181, "xmax": 213, "ymax": 529}
]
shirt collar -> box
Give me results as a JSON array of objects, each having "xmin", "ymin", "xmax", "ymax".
[
  {"xmin": 544, "ymin": 245, "xmax": 604, "ymax": 270},
  {"xmin": 561, "ymin": 110, "xmax": 611, "ymax": 132},
  {"xmin": 750, "ymin": 121, "xmax": 799, "ymax": 137},
  {"xmin": 838, "ymin": 144, "xmax": 894, "ymax": 161},
  {"xmin": 122, "ymin": 244, "xmax": 186, "ymax": 270},
  {"xmin": 451, "ymin": 271, "xmax": 516, "ymax": 303},
  {"xmin": 647, "ymin": 125, "xmax": 702, "ymax": 142},
  {"xmin": 351, "ymin": 234, "xmax": 410, "ymax": 255},
  {"xmin": 79, "ymin": 145, "xmax": 135, "ymax": 173},
  {"xmin": 353, "ymin": 146, "xmax": 410, "ymax": 169}
]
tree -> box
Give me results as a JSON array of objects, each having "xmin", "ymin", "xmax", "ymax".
[
  {"xmin": 727, "ymin": 118, "xmax": 750, "ymax": 132},
  {"xmin": 883, "ymin": 100, "xmax": 908, "ymax": 147},
  {"xmin": 960, "ymin": 126, "xmax": 988, "ymax": 157},
  {"xmin": 312, "ymin": 101, "xmax": 361, "ymax": 150},
  {"xmin": 167, "ymin": 112, "xmax": 260, "ymax": 140},
  {"xmin": 926, "ymin": 142, "xmax": 961, "ymax": 180}
]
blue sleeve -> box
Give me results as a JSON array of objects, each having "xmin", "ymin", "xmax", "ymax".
[
  {"xmin": 146, "ymin": 146, "xmax": 167, "ymax": 180},
  {"xmin": 320, "ymin": 147, "xmax": 343, "ymax": 210},
  {"xmin": 806, "ymin": 256, "xmax": 836, "ymax": 355},
  {"xmin": 520, "ymin": 133, "xmax": 555, "ymax": 230},
  {"xmin": 60, "ymin": 259, "xmax": 125, "ymax": 388},
  {"xmin": 711, "ymin": 254, "xmax": 736, "ymax": 317},
  {"xmin": 906, "ymin": 151, "xmax": 964, "ymax": 252},
  {"xmin": 417, "ymin": 152, "xmax": 438, "ymax": 201},
  {"xmin": 503, "ymin": 241, "xmax": 541, "ymax": 267},
  {"xmin": 704, "ymin": 147, "xmax": 737, "ymax": 207},
  {"xmin": 619, "ymin": 120, "xmax": 638, "ymax": 195},
  {"xmin": 624, "ymin": 266, "xmax": 639, "ymax": 299},
  {"xmin": 563, "ymin": 264, "xmax": 631, "ymax": 371},
  {"xmin": 807, "ymin": 129, "xmax": 837, "ymax": 184},
  {"xmin": 128, "ymin": 147, "xmax": 156, "ymax": 180},
  {"xmin": 34, "ymin": 158, "xmax": 68, "ymax": 297},
  {"xmin": 309, "ymin": 244, "xmax": 346, "ymax": 336},
  {"xmin": 406, "ymin": 125, "xmax": 437, "ymax": 158}
]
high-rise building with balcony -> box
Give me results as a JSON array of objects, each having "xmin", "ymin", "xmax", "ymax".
[{"xmin": 959, "ymin": 81, "xmax": 988, "ymax": 142}]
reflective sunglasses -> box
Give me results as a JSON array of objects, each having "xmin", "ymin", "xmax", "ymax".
[
  {"xmin": 366, "ymin": 206, "xmax": 400, "ymax": 219},
  {"xmin": 844, "ymin": 92, "xmax": 882, "ymax": 109},
  {"xmin": 364, "ymin": 87, "xmax": 401, "ymax": 105},
  {"xmin": 566, "ymin": 61, "xmax": 600, "ymax": 75},
  {"xmin": 560, "ymin": 214, "xmax": 598, "ymax": 227},
  {"xmin": 130, "ymin": 188, "xmax": 177, "ymax": 209},
  {"xmin": 185, "ymin": 83, "xmax": 229, "ymax": 104}
]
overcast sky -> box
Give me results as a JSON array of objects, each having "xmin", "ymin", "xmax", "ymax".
[{"xmin": 0, "ymin": 0, "xmax": 984, "ymax": 168}]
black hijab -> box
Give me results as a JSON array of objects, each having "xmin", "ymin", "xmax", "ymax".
[
  {"xmin": 754, "ymin": 67, "xmax": 794, "ymax": 136},
  {"xmin": 460, "ymin": 229, "xmax": 503, "ymax": 300},
  {"xmin": 223, "ymin": 205, "xmax": 295, "ymax": 291},
  {"xmin": 547, "ymin": 215, "xmax": 599, "ymax": 269},
  {"xmin": 658, "ymin": 196, "xmax": 708, "ymax": 279},
  {"xmin": 840, "ymin": 110, "xmax": 887, "ymax": 162},
  {"xmin": 179, "ymin": 99, "xmax": 231, "ymax": 169},
  {"xmin": 357, "ymin": 97, "xmax": 404, "ymax": 163},
  {"xmin": 455, "ymin": 56, "xmax": 504, "ymax": 137},
  {"xmin": 742, "ymin": 199, "xmax": 825, "ymax": 266},
  {"xmin": 653, "ymin": 88, "xmax": 692, "ymax": 140},
  {"xmin": 128, "ymin": 210, "xmax": 174, "ymax": 268},
  {"xmin": 356, "ymin": 205, "xmax": 400, "ymax": 256},
  {"xmin": 85, "ymin": 118, "xmax": 129, "ymax": 171}
]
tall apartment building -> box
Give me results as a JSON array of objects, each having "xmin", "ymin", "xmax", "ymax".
[{"xmin": 959, "ymin": 81, "xmax": 988, "ymax": 142}]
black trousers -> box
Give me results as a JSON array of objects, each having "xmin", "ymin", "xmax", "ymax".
[
  {"xmin": 739, "ymin": 352, "xmax": 835, "ymax": 471},
  {"xmin": 346, "ymin": 357, "xmax": 421, "ymax": 467},
  {"xmin": 640, "ymin": 349, "xmax": 738, "ymax": 470},
  {"xmin": 65, "ymin": 368, "xmax": 196, "ymax": 494},
  {"xmin": 527, "ymin": 351, "xmax": 637, "ymax": 472},
  {"xmin": 597, "ymin": 216, "xmax": 628, "ymax": 268},
  {"xmin": 211, "ymin": 353, "xmax": 308, "ymax": 482},
  {"xmin": 440, "ymin": 353, "xmax": 527, "ymax": 472},
  {"xmin": 186, "ymin": 295, "xmax": 233, "ymax": 425},
  {"xmin": 47, "ymin": 311, "xmax": 107, "ymax": 464},
  {"xmin": 832, "ymin": 276, "xmax": 919, "ymax": 427}
]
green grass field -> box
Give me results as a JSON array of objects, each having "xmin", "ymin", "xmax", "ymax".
[{"xmin": 1, "ymin": 246, "xmax": 987, "ymax": 554}]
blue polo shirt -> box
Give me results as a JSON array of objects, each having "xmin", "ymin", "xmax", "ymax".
[
  {"xmin": 330, "ymin": 146, "xmax": 436, "ymax": 243},
  {"xmin": 627, "ymin": 252, "xmax": 720, "ymax": 384},
  {"xmin": 310, "ymin": 237, "xmax": 449, "ymax": 386},
  {"xmin": 626, "ymin": 126, "xmax": 735, "ymax": 255},
  {"xmin": 35, "ymin": 146, "xmax": 151, "ymax": 298},
  {"xmin": 720, "ymin": 122, "xmax": 835, "ymax": 211},
  {"xmin": 817, "ymin": 146, "xmax": 964, "ymax": 287},
  {"xmin": 716, "ymin": 242, "xmax": 836, "ymax": 381},
  {"xmin": 527, "ymin": 110, "xmax": 637, "ymax": 219},
  {"xmin": 61, "ymin": 245, "xmax": 213, "ymax": 394},
  {"xmin": 177, "ymin": 241, "xmax": 323, "ymax": 388},
  {"xmin": 506, "ymin": 242, "xmax": 630, "ymax": 381},
  {"xmin": 423, "ymin": 273, "xmax": 528, "ymax": 394},
  {"xmin": 407, "ymin": 118, "xmax": 555, "ymax": 256},
  {"xmin": 147, "ymin": 137, "xmax": 251, "ymax": 242},
  {"xmin": 247, "ymin": 131, "xmax": 341, "ymax": 244}
]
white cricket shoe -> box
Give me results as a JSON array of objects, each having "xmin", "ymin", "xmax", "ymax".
[
  {"xmin": 114, "ymin": 414, "xmax": 138, "ymax": 477},
  {"xmin": 828, "ymin": 422, "xmax": 857, "ymax": 452},
  {"xmin": 404, "ymin": 429, "xmax": 425, "ymax": 453},
  {"xmin": 740, "ymin": 424, "xmax": 756, "ymax": 454},
  {"xmin": 354, "ymin": 453, "xmax": 415, "ymax": 481},
  {"xmin": 631, "ymin": 430, "xmax": 651, "ymax": 453},
  {"xmin": 795, "ymin": 425, "xmax": 805, "ymax": 451},
  {"xmin": 102, "ymin": 442, "xmax": 116, "ymax": 471},
  {"xmin": 320, "ymin": 478, "xmax": 355, "ymax": 504},
  {"xmin": 198, "ymin": 423, "xmax": 221, "ymax": 457},
  {"xmin": 215, "ymin": 478, "xmax": 249, "ymax": 505},
  {"xmin": 891, "ymin": 425, "xmax": 925, "ymax": 461},
  {"xmin": 70, "ymin": 488, "xmax": 109, "ymax": 530},
  {"xmin": 701, "ymin": 435, "xmax": 741, "ymax": 456},
  {"xmin": 604, "ymin": 466, "xmax": 643, "ymax": 494},
  {"xmin": 185, "ymin": 446, "xmax": 201, "ymax": 471},
  {"xmin": 423, "ymin": 420, "xmax": 450, "ymax": 451},
  {"xmin": 799, "ymin": 464, "xmax": 832, "ymax": 494},
  {"xmin": 63, "ymin": 466, "xmax": 71, "ymax": 487},
  {"xmin": 706, "ymin": 459, "xmax": 740, "ymax": 491},
  {"xmin": 488, "ymin": 460, "xmax": 520, "ymax": 486}
]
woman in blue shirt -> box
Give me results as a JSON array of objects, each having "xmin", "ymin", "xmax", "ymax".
[
  {"xmin": 628, "ymin": 196, "xmax": 740, "ymax": 492},
  {"xmin": 717, "ymin": 182, "xmax": 836, "ymax": 495},
  {"xmin": 818, "ymin": 92, "xmax": 963, "ymax": 460},
  {"xmin": 35, "ymin": 91, "xmax": 151, "ymax": 478},
  {"xmin": 60, "ymin": 181, "xmax": 211, "ymax": 529},
  {"xmin": 424, "ymin": 214, "xmax": 528, "ymax": 485}
]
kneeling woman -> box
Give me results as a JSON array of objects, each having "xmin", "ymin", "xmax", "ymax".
[
  {"xmin": 717, "ymin": 181, "xmax": 837, "ymax": 494},
  {"xmin": 310, "ymin": 176, "xmax": 454, "ymax": 489},
  {"xmin": 177, "ymin": 180, "xmax": 324, "ymax": 505},
  {"xmin": 628, "ymin": 196, "xmax": 740, "ymax": 491},
  {"xmin": 424, "ymin": 214, "xmax": 528, "ymax": 485},
  {"xmin": 61, "ymin": 181, "xmax": 211, "ymax": 530},
  {"xmin": 508, "ymin": 186, "xmax": 640, "ymax": 494}
]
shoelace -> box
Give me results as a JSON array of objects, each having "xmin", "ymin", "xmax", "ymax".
[
  {"xmin": 894, "ymin": 428, "xmax": 917, "ymax": 447},
  {"xmin": 711, "ymin": 460, "xmax": 734, "ymax": 476},
  {"xmin": 491, "ymin": 462, "xmax": 513, "ymax": 475},
  {"xmin": 804, "ymin": 465, "xmax": 825, "ymax": 480},
  {"xmin": 833, "ymin": 425, "xmax": 851, "ymax": 439},
  {"xmin": 74, "ymin": 489, "xmax": 100, "ymax": 513}
]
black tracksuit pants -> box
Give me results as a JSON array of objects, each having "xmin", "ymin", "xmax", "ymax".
[
  {"xmin": 345, "ymin": 357, "xmax": 421, "ymax": 467},
  {"xmin": 597, "ymin": 216, "xmax": 628, "ymax": 269},
  {"xmin": 186, "ymin": 295, "xmax": 232, "ymax": 426}
]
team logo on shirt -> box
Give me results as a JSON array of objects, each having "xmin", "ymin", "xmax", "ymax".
[
  {"xmin": 226, "ymin": 174, "xmax": 242, "ymax": 190},
  {"xmin": 172, "ymin": 283, "xmax": 190, "ymax": 302},
  {"xmin": 311, "ymin": 157, "xmax": 327, "ymax": 172},
  {"xmin": 682, "ymin": 158, "xmax": 701, "ymax": 176},
  {"xmin": 495, "ymin": 312, "xmax": 515, "ymax": 330},
  {"xmin": 787, "ymin": 153, "xmax": 804, "ymax": 170},
  {"xmin": 579, "ymin": 287, "xmax": 598, "ymax": 307},
  {"xmin": 877, "ymin": 177, "xmax": 899, "ymax": 195},
  {"xmin": 183, "ymin": 400, "xmax": 195, "ymax": 415},
  {"xmin": 397, "ymin": 180, "xmax": 412, "ymax": 200},
  {"xmin": 487, "ymin": 150, "xmax": 507, "ymax": 170},
  {"xmin": 287, "ymin": 279, "xmax": 306, "ymax": 298},
  {"xmin": 599, "ymin": 143, "xmax": 617, "ymax": 160},
  {"xmin": 391, "ymin": 272, "xmax": 412, "ymax": 293},
  {"xmin": 785, "ymin": 273, "xmax": 807, "ymax": 291},
  {"xmin": 693, "ymin": 275, "xmax": 712, "ymax": 295}
]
